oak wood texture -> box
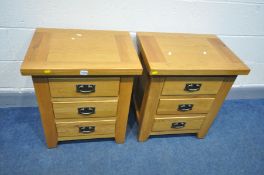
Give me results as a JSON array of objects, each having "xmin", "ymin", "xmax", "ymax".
[
  {"xmin": 162, "ymin": 77, "xmax": 223, "ymax": 95},
  {"xmin": 157, "ymin": 97, "xmax": 215, "ymax": 115},
  {"xmin": 115, "ymin": 77, "xmax": 134, "ymax": 143},
  {"xmin": 21, "ymin": 28, "xmax": 142, "ymax": 76},
  {"xmin": 137, "ymin": 32, "xmax": 250, "ymax": 76},
  {"xmin": 133, "ymin": 95, "xmax": 141, "ymax": 123},
  {"xmin": 32, "ymin": 77, "xmax": 58, "ymax": 148},
  {"xmin": 138, "ymin": 77, "xmax": 165, "ymax": 142},
  {"xmin": 152, "ymin": 116, "xmax": 205, "ymax": 132},
  {"xmin": 52, "ymin": 97, "xmax": 118, "ymax": 119},
  {"xmin": 21, "ymin": 28, "xmax": 142, "ymax": 147},
  {"xmin": 151, "ymin": 129, "xmax": 199, "ymax": 136},
  {"xmin": 134, "ymin": 75, "xmax": 240, "ymax": 141},
  {"xmin": 58, "ymin": 133, "xmax": 115, "ymax": 141},
  {"xmin": 132, "ymin": 69, "xmax": 149, "ymax": 122},
  {"xmin": 49, "ymin": 77, "xmax": 120, "ymax": 97},
  {"xmin": 134, "ymin": 32, "xmax": 250, "ymax": 142},
  {"xmin": 197, "ymin": 76, "xmax": 236, "ymax": 138},
  {"xmin": 56, "ymin": 118, "xmax": 116, "ymax": 140}
]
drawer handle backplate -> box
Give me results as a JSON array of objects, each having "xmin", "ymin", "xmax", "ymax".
[
  {"xmin": 171, "ymin": 122, "xmax": 186, "ymax": 129},
  {"xmin": 79, "ymin": 126, "xmax": 95, "ymax": 134},
  {"xmin": 184, "ymin": 83, "xmax": 201, "ymax": 92},
  {"xmin": 78, "ymin": 107, "xmax": 96, "ymax": 115},
  {"xmin": 178, "ymin": 104, "xmax": 193, "ymax": 112},
  {"xmin": 76, "ymin": 84, "xmax": 96, "ymax": 93}
]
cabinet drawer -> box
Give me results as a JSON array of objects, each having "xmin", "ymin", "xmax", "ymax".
[
  {"xmin": 49, "ymin": 77, "xmax": 120, "ymax": 97},
  {"xmin": 152, "ymin": 116, "xmax": 205, "ymax": 132},
  {"xmin": 52, "ymin": 98, "xmax": 118, "ymax": 119},
  {"xmin": 157, "ymin": 97, "xmax": 214, "ymax": 115},
  {"xmin": 162, "ymin": 77, "xmax": 223, "ymax": 95},
  {"xmin": 56, "ymin": 118, "xmax": 116, "ymax": 140}
]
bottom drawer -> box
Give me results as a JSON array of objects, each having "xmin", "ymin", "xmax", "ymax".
[
  {"xmin": 56, "ymin": 118, "xmax": 116, "ymax": 141},
  {"xmin": 152, "ymin": 116, "xmax": 205, "ymax": 133}
]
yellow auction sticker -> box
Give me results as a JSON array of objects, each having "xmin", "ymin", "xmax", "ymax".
[
  {"xmin": 151, "ymin": 70, "xmax": 158, "ymax": 75},
  {"xmin": 43, "ymin": 70, "xmax": 51, "ymax": 74}
]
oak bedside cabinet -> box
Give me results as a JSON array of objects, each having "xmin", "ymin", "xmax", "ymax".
[
  {"xmin": 20, "ymin": 28, "xmax": 142, "ymax": 148},
  {"xmin": 134, "ymin": 32, "xmax": 250, "ymax": 142}
]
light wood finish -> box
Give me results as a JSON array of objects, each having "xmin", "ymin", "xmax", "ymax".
[
  {"xmin": 115, "ymin": 77, "xmax": 134, "ymax": 143},
  {"xmin": 137, "ymin": 32, "xmax": 250, "ymax": 76},
  {"xmin": 135, "ymin": 32, "xmax": 250, "ymax": 142},
  {"xmin": 32, "ymin": 77, "xmax": 58, "ymax": 148},
  {"xmin": 51, "ymin": 97, "xmax": 116, "ymax": 102},
  {"xmin": 21, "ymin": 28, "xmax": 142, "ymax": 147},
  {"xmin": 152, "ymin": 116, "xmax": 205, "ymax": 132},
  {"xmin": 52, "ymin": 98, "xmax": 118, "ymax": 119},
  {"xmin": 21, "ymin": 28, "xmax": 142, "ymax": 76},
  {"xmin": 158, "ymin": 94, "xmax": 217, "ymax": 99},
  {"xmin": 162, "ymin": 77, "xmax": 223, "ymax": 95},
  {"xmin": 56, "ymin": 118, "xmax": 116, "ymax": 140},
  {"xmin": 138, "ymin": 77, "xmax": 165, "ymax": 142},
  {"xmin": 157, "ymin": 97, "xmax": 215, "ymax": 115},
  {"xmin": 197, "ymin": 76, "xmax": 236, "ymax": 138},
  {"xmin": 133, "ymin": 69, "xmax": 149, "ymax": 122},
  {"xmin": 151, "ymin": 129, "xmax": 199, "ymax": 135},
  {"xmin": 49, "ymin": 78, "xmax": 120, "ymax": 97},
  {"xmin": 58, "ymin": 133, "xmax": 115, "ymax": 141},
  {"xmin": 133, "ymin": 94, "xmax": 141, "ymax": 123}
]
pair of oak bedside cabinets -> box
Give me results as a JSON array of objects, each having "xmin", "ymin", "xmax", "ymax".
[{"xmin": 20, "ymin": 28, "xmax": 250, "ymax": 148}]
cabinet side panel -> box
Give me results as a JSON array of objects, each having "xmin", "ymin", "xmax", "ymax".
[
  {"xmin": 32, "ymin": 77, "xmax": 58, "ymax": 148},
  {"xmin": 133, "ymin": 69, "xmax": 149, "ymax": 123},
  {"xmin": 138, "ymin": 77, "xmax": 165, "ymax": 142},
  {"xmin": 197, "ymin": 76, "xmax": 236, "ymax": 138},
  {"xmin": 115, "ymin": 77, "xmax": 134, "ymax": 143}
]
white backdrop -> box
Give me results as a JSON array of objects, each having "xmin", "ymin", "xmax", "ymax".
[{"xmin": 0, "ymin": 0, "xmax": 264, "ymax": 94}]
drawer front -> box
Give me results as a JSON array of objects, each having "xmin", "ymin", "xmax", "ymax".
[
  {"xmin": 162, "ymin": 77, "xmax": 223, "ymax": 95},
  {"xmin": 53, "ymin": 98, "xmax": 118, "ymax": 119},
  {"xmin": 157, "ymin": 97, "xmax": 215, "ymax": 115},
  {"xmin": 56, "ymin": 118, "xmax": 116, "ymax": 139},
  {"xmin": 49, "ymin": 77, "xmax": 120, "ymax": 97},
  {"xmin": 152, "ymin": 116, "xmax": 205, "ymax": 132}
]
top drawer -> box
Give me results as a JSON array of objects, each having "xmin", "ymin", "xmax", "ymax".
[
  {"xmin": 49, "ymin": 78, "xmax": 120, "ymax": 97},
  {"xmin": 162, "ymin": 77, "xmax": 223, "ymax": 96}
]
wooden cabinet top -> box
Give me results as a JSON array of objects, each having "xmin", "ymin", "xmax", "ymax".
[
  {"xmin": 137, "ymin": 32, "xmax": 250, "ymax": 76},
  {"xmin": 21, "ymin": 28, "xmax": 142, "ymax": 76}
]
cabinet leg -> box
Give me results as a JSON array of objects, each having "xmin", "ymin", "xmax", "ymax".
[
  {"xmin": 138, "ymin": 131, "xmax": 150, "ymax": 142},
  {"xmin": 196, "ymin": 133, "xmax": 206, "ymax": 139}
]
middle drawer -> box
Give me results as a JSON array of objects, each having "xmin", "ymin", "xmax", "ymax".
[
  {"xmin": 157, "ymin": 97, "xmax": 215, "ymax": 115},
  {"xmin": 52, "ymin": 97, "xmax": 118, "ymax": 119}
]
